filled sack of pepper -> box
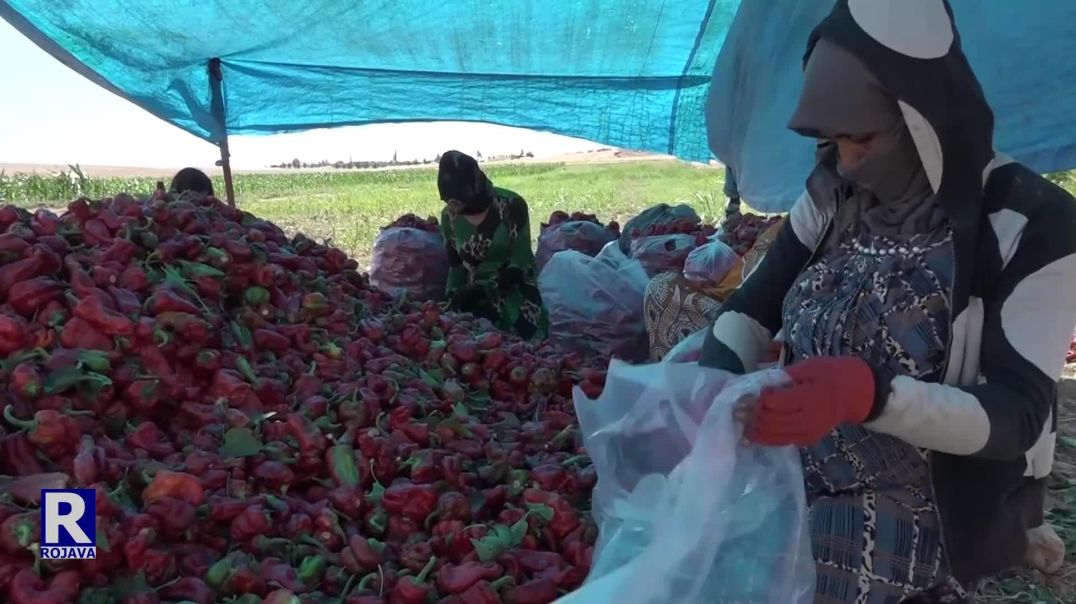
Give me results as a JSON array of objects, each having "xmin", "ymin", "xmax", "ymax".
[
  {"xmin": 369, "ymin": 214, "xmax": 449, "ymax": 302},
  {"xmin": 628, "ymin": 234, "xmax": 700, "ymax": 278},
  {"xmin": 535, "ymin": 216, "xmax": 619, "ymax": 273},
  {"xmin": 682, "ymin": 237, "xmax": 740, "ymax": 286},
  {"xmin": 539, "ymin": 242, "xmax": 652, "ymax": 362},
  {"xmin": 616, "ymin": 203, "xmax": 701, "ymax": 254}
]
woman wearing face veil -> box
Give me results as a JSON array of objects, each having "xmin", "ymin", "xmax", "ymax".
[
  {"xmin": 700, "ymin": 1, "xmax": 1076, "ymax": 602},
  {"xmin": 438, "ymin": 150, "xmax": 548, "ymax": 340}
]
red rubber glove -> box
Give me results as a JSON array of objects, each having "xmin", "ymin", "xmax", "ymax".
[{"xmin": 742, "ymin": 356, "xmax": 878, "ymax": 446}]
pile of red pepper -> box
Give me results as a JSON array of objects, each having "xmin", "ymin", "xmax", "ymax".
[
  {"xmin": 540, "ymin": 212, "xmax": 620, "ymax": 238},
  {"xmin": 382, "ymin": 215, "xmax": 440, "ymax": 234},
  {"xmin": 535, "ymin": 213, "xmax": 621, "ymax": 273},
  {"xmin": 629, "ymin": 219, "xmax": 716, "ymax": 247},
  {"xmin": 716, "ymin": 213, "xmax": 783, "ymax": 256},
  {"xmin": 0, "ymin": 192, "xmax": 607, "ymax": 603}
]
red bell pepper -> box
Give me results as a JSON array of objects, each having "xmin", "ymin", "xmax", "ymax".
[
  {"xmin": 382, "ymin": 482, "xmax": 439, "ymax": 523},
  {"xmin": 0, "ymin": 512, "xmax": 39, "ymax": 554},
  {"xmin": 7, "ymin": 569, "xmax": 80, "ymax": 604},
  {"xmin": 0, "ymin": 316, "xmax": 29, "ymax": 356},
  {"xmin": 0, "ymin": 257, "xmax": 43, "ymax": 301},
  {"xmin": 123, "ymin": 525, "xmax": 157, "ymax": 568},
  {"xmin": 119, "ymin": 265, "xmax": 149, "ymax": 292},
  {"xmin": 72, "ymin": 295, "xmax": 135, "ymax": 336},
  {"xmin": 108, "ymin": 285, "xmax": 142, "ymax": 317},
  {"xmin": 60, "ymin": 317, "xmax": 112, "ymax": 351},
  {"xmin": 3, "ymin": 406, "xmax": 79, "ymax": 452},
  {"xmin": 82, "ymin": 218, "xmax": 112, "ymax": 246},
  {"xmin": 142, "ymin": 470, "xmax": 205, "ymax": 505},
  {"xmin": 437, "ymin": 562, "xmax": 503, "ymax": 595},
  {"xmin": 457, "ymin": 578, "xmax": 516, "ymax": 604},
  {"xmin": 254, "ymin": 328, "xmax": 291, "ymax": 353},
  {"xmin": 146, "ymin": 496, "xmax": 197, "ymax": 539},
  {"xmin": 287, "ymin": 413, "xmax": 327, "ymax": 452},
  {"xmin": 230, "ymin": 505, "xmax": 272, "ymax": 543},
  {"xmin": 142, "ymin": 547, "xmax": 177, "ymax": 584},
  {"xmin": 389, "ymin": 555, "xmax": 437, "ymax": 604},
  {"xmin": 1, "ymin": 433, "xmax": 44, "ymax": 475},
  {"xmin": 258, "ymin": 557, "xmax": 307, "ymax": 594},
  {"xmin": 253, "ymin": 460, "xmax": 295, "ymax": 490},
  {"xmin": 348, "ymin": 535, "xmax": 385, "ymax": 571},
  {"xmin": 9, "ymin": 363, "xmax": 42, "ymax": 399},
  {"xmin": 7, "ymin": 277, "xmax": 64, "ymax": 317},
  {"xmin": 145, "ymin": 288, "xmax": 201, "ymax": 315},
  {"xmin": 73, "ymin": 434, "xmax": 99, "ymax": 486}
]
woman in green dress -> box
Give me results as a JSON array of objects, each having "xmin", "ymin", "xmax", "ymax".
[{"xmin": 437, "ymin": 150, "xmax": 548, "ymax": 340}]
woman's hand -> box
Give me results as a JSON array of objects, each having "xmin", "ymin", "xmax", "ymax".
[{"xmin": 733, "ymin": 356, "xmax": 877, "ymax": 446}]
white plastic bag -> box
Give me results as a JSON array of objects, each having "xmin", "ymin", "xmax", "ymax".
[
  {"xmin": 559, "ymin": 339, "xmax": 814, "ymax": 604},
  {"xmin": 369, "ymin": 227, "xmax": 449, "ymax": 301},
  {"xmin": 539, "ymin": 242, "xmax": 652, "ymax": 362},
  {"xmin": 683, "ymin": 237, "xmax": 740, "ymax": 285},
  {"xmin": 629, "ymin": 234, "xmax": 699, "ymax": 277}
]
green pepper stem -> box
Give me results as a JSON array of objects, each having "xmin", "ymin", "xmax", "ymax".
[
  {"xmin": 490, "ymin": 576, "xmax": 515, "ymax": 591},
  {"xmin": 340, "ymin": 572, "xmax": 358, "ymax": 598},
  {"xmin": 356, "ymin": 572, "xmax": 378, "ymax": 593},
  {"xmin": 3, "ymin": 405, "xmax": 36, "ymax": 431},
  {"xmin": 414, "ymin": 555, "xmax": 437, "ymax": 584}
]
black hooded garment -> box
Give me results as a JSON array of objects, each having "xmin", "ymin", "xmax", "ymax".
[{"xmin": 700, "ymin": 0, "xmax": 1076, "ymax": 584}]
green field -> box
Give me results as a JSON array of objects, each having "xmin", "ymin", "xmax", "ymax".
[
  {"xmin": 2, "ymin": 160, "xmax": 1076, "ymax": 602},
  {"xmin": 0, "ymin": 161, "xmax": 728, "ymax": 265}
]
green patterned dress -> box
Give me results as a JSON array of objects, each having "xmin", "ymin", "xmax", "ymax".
[{"xmin": 440, "ymin": 188, "xmax": 549, "ymax": 340}]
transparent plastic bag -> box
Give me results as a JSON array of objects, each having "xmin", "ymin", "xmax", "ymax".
[
  {"xmin": 368, "ymin": 227, "xmax": 449, "ymax": 302},
  {"xmin": 619, "ymin": 203, "xmax": 701, "ymax": 254},
  {"xmin": 536, "ymin": 220, "xmax": 617, "ymax": 272},
  {"xmin": 538, "ymin": 242, "xmax": 652, "ymax": 362},
  {"xmin": 559, "ymin": 340, "xmax": 814, "ymax": 604},
  {"xmin": 629, "ymin": 234, "xmax": 699, "ymax": 277},
  {"xmin": 683, "ymin": 237, "xmax": 740, "ymax": 285}
]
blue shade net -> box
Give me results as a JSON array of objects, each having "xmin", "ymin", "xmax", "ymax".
[
  {"xmin": 0, "ymin": 0, "xmax": 740, "ymax": 162},
  {"xmin": 706, "ymin": 0, "xmax": 1076, "ymax": 211},
  {"xmin": 3, "ymin": 0, "xmax": 1076, "ymax": 212}
]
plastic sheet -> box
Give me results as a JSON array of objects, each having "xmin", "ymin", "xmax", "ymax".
[
  {"xmin": 536, "ymin": 221, "xmax": 617, "ymax": 272},
  {"xmin": 682, "ymin": 238, "xmax": 739, "ymax": 285},
  {"xmin": 559, "ymin": 337, "xmax": 813, "ymax": 604},
  {"xmin": 629, "ymin": 234, "xmax": 698, "ymax": 277},
  {"xmin": 538, "ymin": 243, "xmax": 651, "ymax": 362},
  {"xmin": 368, "ymin": 227, "xmax": 449, "ymax": 302}
]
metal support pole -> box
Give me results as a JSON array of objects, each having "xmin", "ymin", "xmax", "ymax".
[{"xmin": 208, "ymin": 58, "xmax": 236, "ymax": 208}]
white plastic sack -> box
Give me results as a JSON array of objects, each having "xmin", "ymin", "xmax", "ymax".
[
  {"xmin": 539, "ymin": 242, "xmax": 652, "ymax": 362},
  {"xmin": 559, "ymin": 340, "xmax": 814, "ymax": 604},
  {"xmin": 683, "ymin": 237, "xmax": 740, "ymax": 286},
  {"xmin": 369, "ymin": 227, "xmax": 449, "ymax": 301},
  {"xmin": 629, "ymin": 233, "xmax": 698, "ymax": 277}
]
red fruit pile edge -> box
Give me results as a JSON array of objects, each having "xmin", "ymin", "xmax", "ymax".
[
  {"xmin": 0, "ymin": 193, "xmax": 607, "ymax": 604},
  {"xmin": 717, "ymin": 214, "xmax": 783, "ymax": 256},
  {"xmin": 382, "ymin": 214, "xmax": 440, "ymax": 234},
  {"xmin": 629, "ymin": 218, "xmax": 716, "ymax": 248},
  {"xmin": 541, "ymin": 212, "xmax": 620, "ymax": 237}
]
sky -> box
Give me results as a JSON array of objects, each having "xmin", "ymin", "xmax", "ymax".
[{"xmin": 0, "ymin": 20, "xmax": 601, "ymax": 171}]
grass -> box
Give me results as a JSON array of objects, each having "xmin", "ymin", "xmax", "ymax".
[
  {"xmin": 3, "ymin": 160, "xmax": 1076, "ymax": 602},
  {"xmin": 0, "ymin": 161, "xmax": 727, "ymax": 266}
]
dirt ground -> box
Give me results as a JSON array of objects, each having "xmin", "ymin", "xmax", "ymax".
[{"xmin": 978, "ymin": 370, "xmax": 1076, "ymax": 603}]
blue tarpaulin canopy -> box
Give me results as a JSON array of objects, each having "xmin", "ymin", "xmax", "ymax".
[{"xmin": 2, "ymin": 0, "xmax": 1075, "ymax": 211}]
